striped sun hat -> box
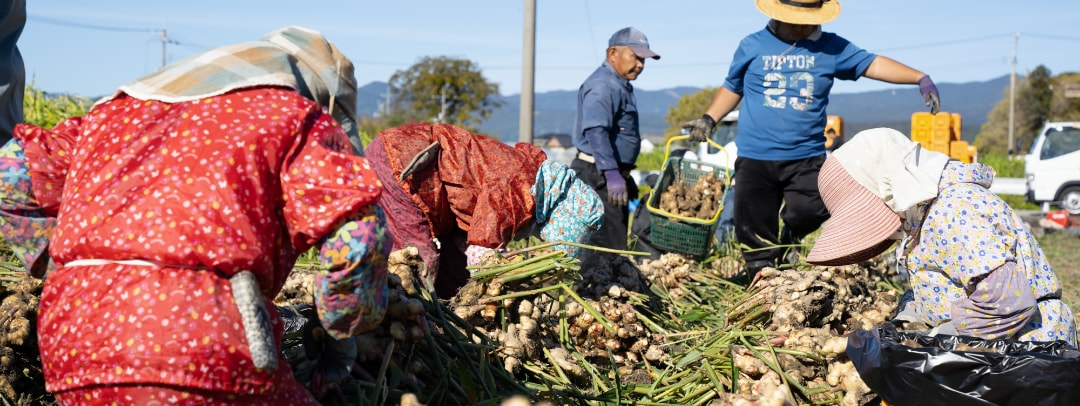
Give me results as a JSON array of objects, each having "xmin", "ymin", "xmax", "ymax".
[{"xmin": 806, "ymin": 155, "xmax": 900, "ymax": 266}]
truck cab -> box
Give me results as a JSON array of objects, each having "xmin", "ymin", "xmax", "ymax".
[{"xmin": 1025, "ymin": 121, "xmax": 1080, "ymax": 214}]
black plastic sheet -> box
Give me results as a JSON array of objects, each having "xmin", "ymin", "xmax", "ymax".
[
  {"xmin": 847, "ymin": 323, "xmax": 1080, "ymax": 406},
  {"xmin": 278, "ymin": 304, "xmax": 320, "ymax": 376}
]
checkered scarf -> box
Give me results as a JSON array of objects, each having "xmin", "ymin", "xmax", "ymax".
[{"xmin": 95, "ymin": 26, "xmax": 361, "ymax": 153}]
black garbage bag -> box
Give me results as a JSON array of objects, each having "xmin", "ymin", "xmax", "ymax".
[
  {"xmin": 278, "ymin": 304, "xmax": 320, "ymax": 381},
  {"xmin": 847, "ymin": 322, "xmax": 1080, "ymax": 406}
]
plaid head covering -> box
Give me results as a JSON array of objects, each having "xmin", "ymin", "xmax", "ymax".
[{"xmin": 96, "ymin": 26, "xmax": 362, "ymax": 154}]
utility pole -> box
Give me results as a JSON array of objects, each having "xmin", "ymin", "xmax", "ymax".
[
  {"xmin": 1008, "ymin": 32, "xmax": 1018, "ymax": 157},
  {"xmin": 439, "ymin": 84, "xmax": 448, "ymax": 123},
  {"xmin": 153, "ymin": 19, "xmax": 170, "ymax": 68},
  {"xmin": 519, "ymin": 0, "xmax": 536, "ymax": 144},
  {"xmin": 383, "ymin": 88, "xmax": 391, "ymax": 117}
]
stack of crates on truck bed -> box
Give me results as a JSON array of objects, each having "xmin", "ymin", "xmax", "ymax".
[{"xmin": 910, "ymin": 112, "xmax": 976, "ymax": 163}]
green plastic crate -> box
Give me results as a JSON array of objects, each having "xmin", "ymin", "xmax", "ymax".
[{"xmin": 646, "ymin": 156, "xmax": 730, "ymax": 258}]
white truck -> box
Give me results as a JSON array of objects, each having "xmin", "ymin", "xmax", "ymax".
[{"xmin": 1024, "ymin": 121, "xmax": 1080, "ymax": 214}]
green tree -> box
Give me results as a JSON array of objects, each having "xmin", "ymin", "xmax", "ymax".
[
  {"xmin": 1026, "ymin": 65, "xmax": 1053, "ymax": 122},
  {"xmin": 1049, "ymin": 72, "xmax": 1080, "ymax": 122},
  {"xmin": 975, "ymin": 67, "xmax": 1080, "ymax": 155},
  {"xmin": 663, "ymin": 87, "xmax": 719, "ymax": 141},
  {"xmin": 388, "ymin": 56, "xmax": 503, "ymax": 131},
  {"xmin": 976, "ymin": 69, "xmax": 1043, "ymax": 154}
]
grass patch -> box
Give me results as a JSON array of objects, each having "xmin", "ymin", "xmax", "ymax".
[
  {"xmin": 1034, "ymin": 230, "xmax": 1080, "ymax": 323},
  {"xmin": 998, "ymin": 194, "xmax": 1041, "ymax": 211},
  {"xmin": 634, "ymin": 147, "xmax": 668, "ymax": 171},
  {"xmin": 980, "ymin": 152, "xmax": 1025, "ymax": 178}
]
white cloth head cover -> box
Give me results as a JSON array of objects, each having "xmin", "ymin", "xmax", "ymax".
[{"xmin": 830, "ymin": 128, "xmax": 951, "ymax": 216}]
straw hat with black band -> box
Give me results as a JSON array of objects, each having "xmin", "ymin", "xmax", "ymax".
[{"xmin": 755, "ymin": 0, "xmax": 841, "ymax": 25}]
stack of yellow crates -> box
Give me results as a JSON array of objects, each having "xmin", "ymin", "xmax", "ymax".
[
  {"xmin": 911, "ymin": 111, "xmax": 934, "ymax": 146},
  {"xmin": 910, "ymin": 112, "xmax": 976, "ymax": 163}
]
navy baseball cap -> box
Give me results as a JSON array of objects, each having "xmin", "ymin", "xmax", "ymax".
[{"xmin": 608, "ymin": 27, "xmax": 660, "ymax": 60}]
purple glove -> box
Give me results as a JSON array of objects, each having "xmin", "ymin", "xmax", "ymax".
[
  {"xmin": 918, "ymin": 75, "xmax": 940, "ymax": 114},
  {"xmin": 603, "ymin": 169, "xmax": 628, "ymax": 207}
]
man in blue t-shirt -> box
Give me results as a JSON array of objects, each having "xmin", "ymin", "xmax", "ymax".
[
  {"xmin": 682, "ymin": 0, "xmax": 941, "ymax": 279},
  {"xmin": 572, "ymin": 27, "xmax": 659, "ymax": 260}
]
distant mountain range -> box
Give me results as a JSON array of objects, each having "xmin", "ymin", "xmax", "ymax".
[{"xmin": 356, "ymin": 75, "xmax": 1013, "ymax": 144}]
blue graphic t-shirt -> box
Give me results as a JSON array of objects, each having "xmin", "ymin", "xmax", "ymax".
[{"xmin": 724, "ymin": 26, "xmax": 875, "ymax": 161}]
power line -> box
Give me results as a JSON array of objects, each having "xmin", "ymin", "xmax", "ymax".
[
  {"xmin": 875, "ymin": 33, "xmax": 1014, "ymax": 53},
  {"xmin": 582, "ymin": 0, "xmax": 599, "ymax": 61},
  {"xmin": 351, "ymin": 59, "xmax": 411, "ymax": 66},
  {"xmin": 30, "ymin": 15, "xmax": 194, "ymax": 68},
  {"xmin": 345, "ymin": 31, "xmax": 1079, "ymax": 73},
  {"xmin": 1023, "ymin": 33, "xmax": 1080, "ymax": 42},
  {"xmin": 29, "ymin": 16, "xmax": 152, "ymax": 33}
]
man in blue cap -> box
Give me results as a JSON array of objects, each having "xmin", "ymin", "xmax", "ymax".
[{"xmin": 571, "ymin": 27, "xmax": 659, "ymax": 262}]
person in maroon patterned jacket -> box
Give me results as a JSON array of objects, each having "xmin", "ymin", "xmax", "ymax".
[{"xmin": 367, "ymin": 122, "xmax": 604, "ymax": 298}]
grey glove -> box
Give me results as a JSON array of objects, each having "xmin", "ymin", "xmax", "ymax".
[
  {"xmin": 680, "ymin": 114, "xmax": 716, "ymax": 143},
  {"xmin": 316, "ymin": 335, "xmax": 357, "ymax": 383},
  {"xmin": 230, "ymin": 271, "xmax": 277, "ymax": 371},
  {"xmin": 309, "ymin": 333, "xmax": 357, "ymax": 396},
  {"xmin": 892, "ymin": 289, "xmax": 919, "ymax": 323}
]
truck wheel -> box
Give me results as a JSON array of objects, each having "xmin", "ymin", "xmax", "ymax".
[{"xmin": 1060, "ymin": 186, "xmax": 1080, "ymax": 215}]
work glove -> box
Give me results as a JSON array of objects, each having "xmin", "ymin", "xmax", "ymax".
[
  {"xmin": 680, "ymin": 114, "xmax": 716, "ymax": 143},
  {"xmin": 603, "ymin": 169, "xmax": 628, "ymax": 207},
  {"xmin": 466, "ymin": 245, "xmax": 504, "ymax": 269},
  {"xmin": 310, "ymin": 333, "xmax": 357, "ymax": 397},
  {"xmin": 918, "ymin": 75, "xmax": 940, "ymax": 114}
]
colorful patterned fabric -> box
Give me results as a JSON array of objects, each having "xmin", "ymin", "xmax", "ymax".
[
  {"xmin": 97, "ymin": 26, "xmax": 362, "ymax": 154},
  {"xmin": 532, "ymin": 160, "xmax": 604, "ymax": 257},
  {"xmin": 16, "ymin": 87, "xmax": 386, "ymax": 397},
  {"xmin": 0, "ymin": 138, "xmax": 54, "ymax": 276},
  {"xmin": 316, "ymin": 204, "xmax": 391, "ymax": 339},
  {"xmin": 900, "ymin": 161, "xmax": 1076, "ymax": 345},
  {"xmin": 949, "ymin": 261, "xmax": 1037, "ymax": 338}
]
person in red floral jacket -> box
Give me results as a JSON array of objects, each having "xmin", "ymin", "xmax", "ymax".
[{"xmin": 1, "ymin": 26, "xmax": 386, "ymax": 405}]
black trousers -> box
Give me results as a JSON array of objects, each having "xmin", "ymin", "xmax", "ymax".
[
  {"xmin": 571, "ymin": 158, "xmax": 638, "ymax": 262},
  {"xmin": 733, "ymin": 154, "xmax": 830, "ymax": 264}
]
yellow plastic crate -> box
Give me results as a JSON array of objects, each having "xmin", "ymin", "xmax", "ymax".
[{"xmin": 950, "ymin": 140, "xmax": 971, "ymax": 163}]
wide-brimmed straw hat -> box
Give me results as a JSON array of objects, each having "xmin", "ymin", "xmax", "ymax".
[
  {"xmin": 755, "ymin": 0, "xmax": 841, "ymax": 25},
  {"xmin": 806, "ymin": 155, "xmax": 900, "ymax": 266}
]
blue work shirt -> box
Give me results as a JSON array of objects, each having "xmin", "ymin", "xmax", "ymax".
[{"xmin": 572, "ymin": 62, "xmax": 640, "ymax": 171}]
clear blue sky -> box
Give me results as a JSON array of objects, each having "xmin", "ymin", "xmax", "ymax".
[{"xmin": 20, "ymin": 0, "xmax": 1080, "ymax": 101}]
